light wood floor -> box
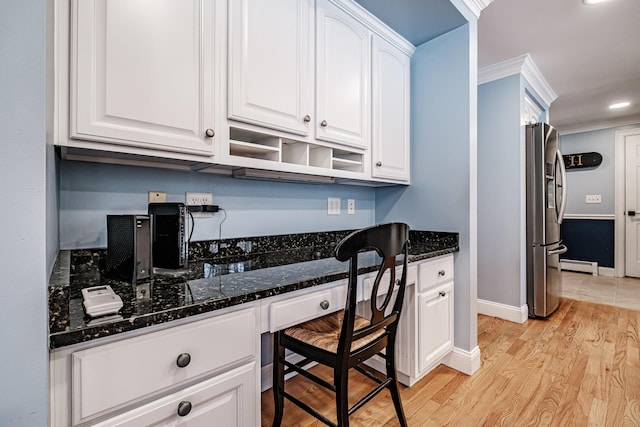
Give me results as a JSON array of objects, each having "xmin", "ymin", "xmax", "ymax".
[{"xmin": 261, "ymin": 298, "xmax": 640, "ymax": 426}]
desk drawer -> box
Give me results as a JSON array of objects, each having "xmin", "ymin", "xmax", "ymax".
[
  {"xmin": 418, "ymin": 255, "xmax": 454, "ymax": 292},
  {"xmin": 269, "ymin": 283, "xmax": 347, "ymax": 332},
  {"xmin": 72, "ymin": 307, "xmax": 257, "ymax": 424}
]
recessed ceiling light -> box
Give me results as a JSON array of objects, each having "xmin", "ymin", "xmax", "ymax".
[
  {"xmin": 583, "ymin": 0, "xmax": 610, "ymax": 4},
  {"xmin": 609, "ymin": 102, "xmax": 631, "ymax": 109}
]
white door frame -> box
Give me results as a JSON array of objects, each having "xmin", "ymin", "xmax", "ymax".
[{"xmin": 614, "ymin": 127, "xmax": 640, "ymax": 277}]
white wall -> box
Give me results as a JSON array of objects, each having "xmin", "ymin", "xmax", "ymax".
[{"xmin": 0, "ymin": 1, "xmax": 49, "ymax": 425}]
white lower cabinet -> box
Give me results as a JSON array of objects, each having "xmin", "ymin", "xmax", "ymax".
[
  {"xmin": 50, "ymin": 305, "xmax": 260, "ymax": 426},
  {"xmin": 361, "ymin": 255, "xmax": 454, "ymax": 386},
  {"xmin": 417, "ymin": 282, "xmax": 454, "ymax": 373}
]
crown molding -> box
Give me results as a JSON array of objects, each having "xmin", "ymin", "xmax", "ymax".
[
  {"xmin": 478, "ymin": 54, "xmax": 557, "ymax": 107},
  {"xmin": 462, "ymin": 0, "xmax": 493, "ymax": 17},
  {"xmin": 556, "ymin": 116, "xmax": 640, "ymax": 135}
]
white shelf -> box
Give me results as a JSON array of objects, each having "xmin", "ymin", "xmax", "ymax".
[{"xmin": 227, "ymin": 126, "xmax": 364, "ymax": 176}]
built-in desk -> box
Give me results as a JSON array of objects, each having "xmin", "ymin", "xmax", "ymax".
[{"xmin": 49, "ymin": 230, "xmax": 458, "ymax": 426}]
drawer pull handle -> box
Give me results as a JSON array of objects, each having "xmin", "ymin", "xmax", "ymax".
[
  {"xmin": 439, "ymin": 291, "xmax": 446, "ymax": 297},
  {"xmin": 438, "ymin": 270, "xmax": 446, "ymax": 277},
  {"xmin": 319, "ymin": 300, "xmax": 330, "ymax": 310},
  {"xmin": 303, "ymin": 114, "xmax": 311, "ymax": 123},
  {"xmin": 176, "ymin": 353, "xmax": 191, "ymax": 368},
  {"xmin": 205, "ymin": 128, "xmax": 215, "ymax": 138},
  {"xmin": 177, "ymin": 401, "xmax": 192, "ymax": 417}
]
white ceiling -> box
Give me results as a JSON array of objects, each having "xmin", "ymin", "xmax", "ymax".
[
  {"xmin": 478, "ymin": 0, "xmax": 640, "ymax": 134},
  {"xmin": 356, "ymin": 0, "xmax": 640, "ymax": 135}
]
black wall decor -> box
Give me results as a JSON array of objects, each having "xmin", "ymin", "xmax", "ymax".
[{"xmin": 563, "ymin": 152, "xmax": 602, "ymax": 170}]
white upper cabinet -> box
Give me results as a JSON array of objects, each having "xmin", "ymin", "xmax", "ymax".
[
  {"xmin": 70, "ymin": 0, "xmax": 218, "ymax": 157},
  {"xmin": 315, "ymin": 0, "xmax": 370, "ymax": 149},
  {"xmin": 228, "ymin": 0, "xmax": 313, "ymax": 136},
  {"xmin": 371, "ymin": 35, "xmax": 411, "ymax": 182}
]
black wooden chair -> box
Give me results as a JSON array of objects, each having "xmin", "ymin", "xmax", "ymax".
[{"xmin": 272, "ymin": 222, "xmax": 410, "ymax": 427}]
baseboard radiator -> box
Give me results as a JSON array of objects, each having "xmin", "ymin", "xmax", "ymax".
[{"xmin": 560, "ymin": 259, "xmax": 598, "ymax": 275}]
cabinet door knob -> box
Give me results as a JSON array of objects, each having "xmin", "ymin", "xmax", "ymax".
[
  {"xmin": 376, "ymin": 161, "xmax": 382, "ymax": 167},
  {"xmin": 319, "ymin": 300, "xmax": 330, "ymax": 310},
  {"xmin": 439, "ymin": 291, "xmax": 446, "ymax": 297},
  {"xmin": 177, "ymin": 401, "xmax": 192, "ymax": 417},
  {"xmin": 303, "ymin": 115, "xmax": 311, "ymax": 123},
  {"xmin": 176, "ymin": 353, "xmax": 191, "ymax": 368},
  {"xmin": 205, "ymin": 128, "xmax": 215, "ymax": 138},
  {"xmin": 320, "ymin": 120, "xmax": 328, "ymax": 127},
  {"xmin": 438, "ymin": 270, "xmax": 446, "ymax": 277}
]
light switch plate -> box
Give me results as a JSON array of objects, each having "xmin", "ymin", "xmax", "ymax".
[
  {"xmin": 328, "ymin": 197, "xmax": 340, "ymax": 215},
  {"xmin": 347, "ymin": 199, "xmax": 355, "ymax": 215},
  {"xmin": 586, "ymin": 194, "xmax": 601, "ymax": 204}
]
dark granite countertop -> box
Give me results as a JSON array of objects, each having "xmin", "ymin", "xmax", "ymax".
[{"xmin": 49, "ymin": 229, "xmax": 458, "ymax": 349}]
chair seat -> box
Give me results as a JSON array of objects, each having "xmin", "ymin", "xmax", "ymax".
[{"xmin": 284, "ymin": 311, "xmax": 385, "ymax": 353}]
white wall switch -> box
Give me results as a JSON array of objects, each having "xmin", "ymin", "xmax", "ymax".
[
  {"xmin": 585, "ymin": 194, "xmax": 601, "ymax": 204},
  {"xmin": 148, "ymin": 191, "xmax": 167, "ymax": 203},
  {"xmin": 347, "ymin": 199, "xmax": 355, "ymax": 215},
  {"xmin": 328, "ymin": 197, "xmax": 340, "ymax": 215}
]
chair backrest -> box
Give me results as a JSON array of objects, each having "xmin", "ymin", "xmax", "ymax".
[{"xmin": 333, "ymin": 223, "xmax": 410, "ymax": 356}]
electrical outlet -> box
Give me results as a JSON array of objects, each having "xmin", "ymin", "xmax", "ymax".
[
  {"xmin": 185, "ymin": 192, "xmax": 213, "ymax": 206},
  {"xmin": 328, "ymin": 197, "xmax": 340, "ymax": 215},
  {"xmin": 585, "ymin": 194, "xmax": 601, "ymax": 204},
  {"xmin": 148, "ymin": 191, "xmax": 167, "ymax": 203},
  {"xmin": 347, "ymin": 199, "xmax": 355, "ymax": 215}
]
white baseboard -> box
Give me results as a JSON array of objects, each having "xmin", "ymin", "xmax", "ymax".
[
  {"xmin": 477, "ymin": 299, "xmax": 528, "ymax": 324},
  {"xmin": 261, "ymin": 346, "xmax": 482, "ymax": 392},
  {"xmin": 598, "ymin": 267, "xmax": 615, "ymax": 277},
  {"xmin": 441, "ymin": 346, "xmax": 481, "ymax": 375}
]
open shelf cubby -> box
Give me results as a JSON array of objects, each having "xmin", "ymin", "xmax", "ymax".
[
  {"xmin": 228, "ymin": 126, "xmax": 364, "ymax": 174},
  {"xmin": 332, "ymin": 149, "xmax": 363, "ymax": 172}
]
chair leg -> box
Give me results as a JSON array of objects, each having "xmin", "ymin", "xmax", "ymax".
[
  {"xmin": 386, "ymin": 349, "xmax": 407, "ymax": 427},
  {"xmin": 272, "ymin": 332, "xmax": 285, "ymax": 427},
  {"xmin": 335, "ymin": 365, "xmax": 350, "ymax": 427}
]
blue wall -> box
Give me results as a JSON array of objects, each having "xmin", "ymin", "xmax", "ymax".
[
  {"xmin": 559, "ymin": 124, "xmax": 640, "ymax": 270},
  {"xmin": 477, "ymin": 75, "xmax": 523, "ymax": 307},
  {"xmin": 0, "ymin": 1, "xmax": 49, "ymax": 425},
  {"xmin": 376, "ymin": 23, "xmax": 477, "ymax": 351},
  {"xmin": 561, "ymin": 124, "xmax": 640, "ymax": 215},
  {"xmin": 59, "ymin": 160, "xmax": 376, "ymax": 248}
]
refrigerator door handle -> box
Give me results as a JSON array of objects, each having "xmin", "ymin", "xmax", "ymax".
[
  {"xmin": 548, "ymin": 244, "xmax": 568, "ymax": 255},
  {"xmin": 556, "ymin": 149, "xmax": 568, "ymax": 224}
]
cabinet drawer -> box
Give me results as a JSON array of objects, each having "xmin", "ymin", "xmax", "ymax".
[
  {"xmin": 418, "ymin": 255, "xmax": 454, "ymax": 292},
  {"xmin": 72, "ymin": 307, "xmax": 257, "ymax": 424},
  {"xmin": 92, "ymin": 362, "xmax": 257, "ymax": 427},
  {"xmin": 269, "ymin": 283, "xmax": 347, "ymax": 332},
  {"xmin": 361, "ymin": 264, "xmax": 416, "ymax": 301}
]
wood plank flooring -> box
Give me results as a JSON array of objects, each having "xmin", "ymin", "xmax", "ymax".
[{"xmin": 261, "ymin": 298, "xmax": 640, "ymax": 426}]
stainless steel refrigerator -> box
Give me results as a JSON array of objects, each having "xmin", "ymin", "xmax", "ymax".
[{"xmin": 526, "ymin": 123, "xmax": 568, "ymax": 318}]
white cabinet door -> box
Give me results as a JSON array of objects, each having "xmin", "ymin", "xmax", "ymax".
[
  {"xmin": 371, "ymin": 35, "xmax": 410, "ymax": 182},
  {"xmin": 315, "ymin": 0, "xmax": 370, "ymax": 149},
  {"xmin": 92, "ymin": 362, "xmax": 257, "ymax": 427},
  {"xmin": 417, "ymin": 282, "xmax": 454, "ymax": 374},
  {"xmin": 228, "ymin": 0, "xmax": 313, "ymax": 136},
  {"xmin": 71, "ymin": 0, "xmax": 217, "ymax": 156}
]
